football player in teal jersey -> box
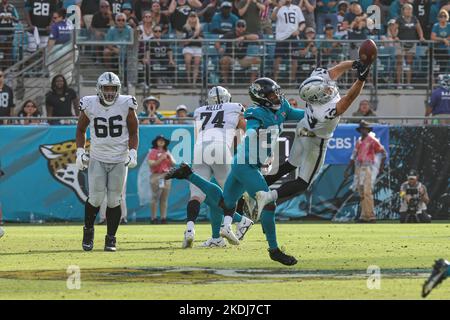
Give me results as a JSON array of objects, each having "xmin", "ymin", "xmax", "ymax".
[{"xmin": 166, "ymin": 78, "xmax": 305, "ymax": 265}]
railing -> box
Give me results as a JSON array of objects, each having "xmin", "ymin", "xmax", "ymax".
[
  {"xmin": 1, "ymin": 116, "xmax": 449, "ymax": 125},
  {"xmin": 72, "ymin": 31, "xmax": 449, "ymax": 97}
]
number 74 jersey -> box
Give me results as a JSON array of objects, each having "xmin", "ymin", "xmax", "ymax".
[
  {"xmin": 79, "ymin": 95, "xmax": 138, "ymax": 163},
  {"xmin": 194, "ymin": 102, "xmax": 244, "ymax": 149}
]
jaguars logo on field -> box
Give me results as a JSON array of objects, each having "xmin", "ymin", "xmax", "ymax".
[{"xmin": 39, "ymin": 140, "xmax": 90, "ymax": 203}]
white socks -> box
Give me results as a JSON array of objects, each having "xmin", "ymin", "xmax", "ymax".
[{"xmin": 223, "ymin": 216, "xmax": 233, "ymax": 226}]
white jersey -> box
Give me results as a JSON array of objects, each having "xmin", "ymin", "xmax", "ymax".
[
  {"xmin": 194, "ymin": 102, "xmax": 244, "ymax": 149},
  {"xmin": 298, "ymin": 68, "xmax": 341, "ymax": 139},
  {"xmin": 275, "ymin": 5, "xmax": 305, "ymax": 40},
  {"xmin": 80, "ymin": 95, "xmax": 138, "ymax": 163}
]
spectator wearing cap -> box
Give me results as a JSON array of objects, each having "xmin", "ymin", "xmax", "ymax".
[
  {"xmin": 316, "ymin": 0, "xmax": 338, "ymax": 34},
  {"xmin": 380, "ymin": 19, "xmax": 401, "ymax": 81},
  {"xmin": 299, "ymin": 0, "xmax": 317, "ymax": 30},
  {"xmin": 431, "ymin": 10, "xmax": 450, "ymax": 74},
  {"xmin": 236, "ymin": 0, "xmax": 265, "ymax": 35},
  {"xmin": 395, "ymin": 3, "xmax": 425, "ymax": 89},
  {"xmin": 182, "ymin": 11, "xmax": 203, "ymax": 86},
  {"xmin": 148, "ymin": 135, "xmax": 175, "ymax": 224},
  {"xmin": 172, "ymin": 104, "xmax": 191, "ymax": 124},
  {"xmin": 134, "ymin": 0, "xmax": 153, "ymax": 21},
  {"xmin": 298, "ymin": 26, "xmax": 317, "ymax": 77},
  {"xmin": 349, "ymin": 99, "xmax": 378, "ymax": 123},
  {"xmin": 334, "ymin": 0, "xmax": 348, "ymax": 39},
  {"xmin": 121, "ymin": 2, "xmax": 139, "ymax": 29},
  {"xmin": 209, "ymin": 1, "xmax": 239, "ymax": 34},
  {"xmin": 139, "ymin": 96, "xmax": 164, "ymax": 124},
  {"xmin": 344, "ymin": 120, "xmax": 386, "ymax": 223},
  {"xmin": 425, "ymin": 74, "xmax": 450, "ymax": 125},
  {"xmin": 399, "ymin": 170, "xmax": 430, "ymax": 223},
  {"xmin": 215, "ymin": 19, "xmax": 260, "ymax": 84},
  {"xmin": 272, "ymin": 0, "xmax": 305, "ymax": 83},
  {"xmin": 167, "ymin": 0, "xmax": 203, "ymax": 38}
]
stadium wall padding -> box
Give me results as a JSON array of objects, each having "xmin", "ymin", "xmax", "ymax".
[{"xmin": 0, "ymin": 124, "xmax": 448, "ymax": 222}]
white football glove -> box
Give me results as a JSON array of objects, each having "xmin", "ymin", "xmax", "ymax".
[
  {"xmin": 126, "ymin": 149, "xmax": 138, "ymax": 168},
  {"xmin": 76, "ymin": 148, "xmax": 89, "ymax": 171}
]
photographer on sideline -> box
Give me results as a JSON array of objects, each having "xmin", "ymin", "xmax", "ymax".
[{"xmin": 399, "ymin": 170, "xmax": 431, "ymax": 223}]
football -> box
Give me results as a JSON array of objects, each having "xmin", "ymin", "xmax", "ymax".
[{"xmin": 359, "ymin": 39, "xmax": 378, "ymax": 64}]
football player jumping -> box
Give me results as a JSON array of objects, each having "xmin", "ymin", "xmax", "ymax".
[
  {"xmin": 76, "ymin": 72, "xmax": 139, "ymax": 252},
  {"xmin": 182, "ymin": 86, "xmax": 253, "ymax": 248},
  {"xmin": 253, "ymin": 60, "xmax": 372, "ymax": 216},
  {"xmin": 166, "ymin": 78, "xmax": 305, "ymax": 265}
]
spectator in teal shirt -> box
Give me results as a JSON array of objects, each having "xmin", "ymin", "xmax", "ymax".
[
  {"xmin": 431, "ymin": 9, "xmax": 450, "ymax": 72},
  {"xmin": 103, "ymin": 12, "xmax": 132, "ymax": 66}
]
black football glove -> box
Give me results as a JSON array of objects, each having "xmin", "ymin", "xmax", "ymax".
[{"xmin": 352, "ymin": 60, "xmax": 371, "ymax": 81}]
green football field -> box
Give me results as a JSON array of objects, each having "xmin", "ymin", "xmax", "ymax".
[{"xmin": 0, "ymin": 222, "xmax": 449, "ymax": 300}]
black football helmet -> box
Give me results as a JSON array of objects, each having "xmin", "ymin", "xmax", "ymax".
[{"xmin": 249, "ymin": 77, "xmax": 283, "ymax": 109}]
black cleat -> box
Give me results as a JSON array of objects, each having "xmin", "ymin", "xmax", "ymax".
[
  {"xmin": 164, "ymin": 163, "xmax": 193, "ymax": 180},
  {"xmin": 422, "ymin": 259, "xmax": 449, "ymax": 298},
  {"xmin": 104, "ymin": 235, "xmax": 117, "ymax": 252},
  {"xmin": 268, "ymin": 247, "xmax": 298, "ymax": 266},
  {"xmin": 82, "ymin": 227, "xmax": 94, "ymax": 251}
]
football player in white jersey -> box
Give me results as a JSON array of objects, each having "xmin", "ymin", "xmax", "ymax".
[
  {"xmin": 254, "ymin": 59, "xmax": 372, "ymax": 214},
  {"xmin": 182, "ymin": 86, "xmax": 253, "ymax": 248},
  {"xmin": 76, "ymin": 72, "xmax": 139, "ymax": 252}
]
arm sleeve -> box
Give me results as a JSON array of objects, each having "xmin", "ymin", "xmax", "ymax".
[{"xmin": 286, "ymin": 106, "xmax": 305, "ymax": 121}]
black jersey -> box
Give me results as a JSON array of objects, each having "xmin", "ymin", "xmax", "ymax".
[
  {"xmin": 25, "ymin": 0, "xmax": 58, "ymax": 34},
  {"xmin": 0, "ymin": 84, "xmax": 14, "ymax": 117}
]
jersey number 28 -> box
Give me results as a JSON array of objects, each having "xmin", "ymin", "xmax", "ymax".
[{"xmin": 94, "ymin": 115, "xmax": 122, "ymax": 138}]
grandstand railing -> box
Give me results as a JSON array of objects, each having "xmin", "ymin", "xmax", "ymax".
[{"xmin": 1, "ymin": 116, "xmax": 449, "ymax": 125}]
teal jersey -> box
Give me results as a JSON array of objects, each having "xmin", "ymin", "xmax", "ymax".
[{"xmin": 235, "ymin": 98, "xmax": 304, "ymax": 167}]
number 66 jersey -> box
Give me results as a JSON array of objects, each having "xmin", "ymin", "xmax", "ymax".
[{"xmin": 79, "ymin": 95, "xmax": 138, "ymax": 163}]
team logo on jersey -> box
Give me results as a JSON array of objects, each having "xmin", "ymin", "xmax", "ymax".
[{"xmin": 39, "ymin": 140, "xmax": 90, "ymax": 203}]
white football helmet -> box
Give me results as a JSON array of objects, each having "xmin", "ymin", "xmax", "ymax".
[
  {"xmin": 207, "ymin": 86, "xmax": 231, "ymax": 105},
  {"xmin": 298, "ymin": 76, "xmax": 338, "ymax": 105},
  {"xmin": 96, "ymin": 72, "xmax": 121, "ymax": 106}
]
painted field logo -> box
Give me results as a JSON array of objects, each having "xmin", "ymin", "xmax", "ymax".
[
  {"xmin": 367, "ymin": 265, "xmax": 381, "ymax": 290},
  {"xmin": 39, "ymin": 140, "xmax": 90, "ymax": 203},
  {"xmin": 67, "ymin": 265, "xmax": 81, "ymax": 290}
]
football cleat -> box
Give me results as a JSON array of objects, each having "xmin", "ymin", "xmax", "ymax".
[
  {"xmin": 0, "ymin": 227, "xmax": 4, "ymax": 239},
  {"xmin": 254, "ymin": 190, "xmax": 274, "ymax": 221},
  {"xmin": 82, "ymin": 227, "xmax": 94, "ymax": 251},
  {"xmin": 220, "ymin": 224, "xmax": 240, "ymax": 245},
  {"xmin": 201, "ymin": 237, "xmax": 226, "ymax": 248},
  {"xmin": 165, "ymin": 163, "xmax": 193, "ymax": 180},
  {"xmin": 268, "ymin": 247, "xmax": 298, "ymax": 266},
  {"xmin": 104, "ymin": 235, "xmax": 117, "ymax": 252},
  {"xmin": 182, "ymin": 229, "xmax": 195, "ymax": 249},
  {"xmin": 242, "ymin": 192, "xmax": 256, "ymax": 220},
  {"xmin": 235, "ymin": 216, "xmax": 254, "ymax": 241},
  {"xmin": 422, "ymin": 259, "xmax": 449, "ymax": 298}
]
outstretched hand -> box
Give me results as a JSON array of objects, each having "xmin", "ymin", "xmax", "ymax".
[{"xmin": 352, "ymin": 60, "xmax": 371, "ymax": 81}]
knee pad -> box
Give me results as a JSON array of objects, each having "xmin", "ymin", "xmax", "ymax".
[
  {"xmin": 88, "ymin": 192, "xmax": 105, "ymax": 208},
  {"xmin": 106, "ymin": 192, "xmax": 122, "ymax": 208}
]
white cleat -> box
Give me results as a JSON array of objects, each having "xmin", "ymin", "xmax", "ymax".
[
  {"xmin": 0, "ymin": 227, "xmax": 4, "ymax": 239},
  {"xmin": 182, "ymin": 229, "xmax": 195, "ymax": 249},
  {"xmin": 242, "ymin": 192, "xmax": 256, "ymax": 219},
  {"xmin": 235, "ymin": 216, "xmax": 254, "ymax": 241},
  {"xmin": 220, "ymin": 224, "xmax": 240, "ymax": 245},
  {"xmin": 201, "ymin": 237, "xmax": 227, "ymax": 248},
  {"xmin": 254, "ymin": 190, "xmax": 273, "ymax": 221}
]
